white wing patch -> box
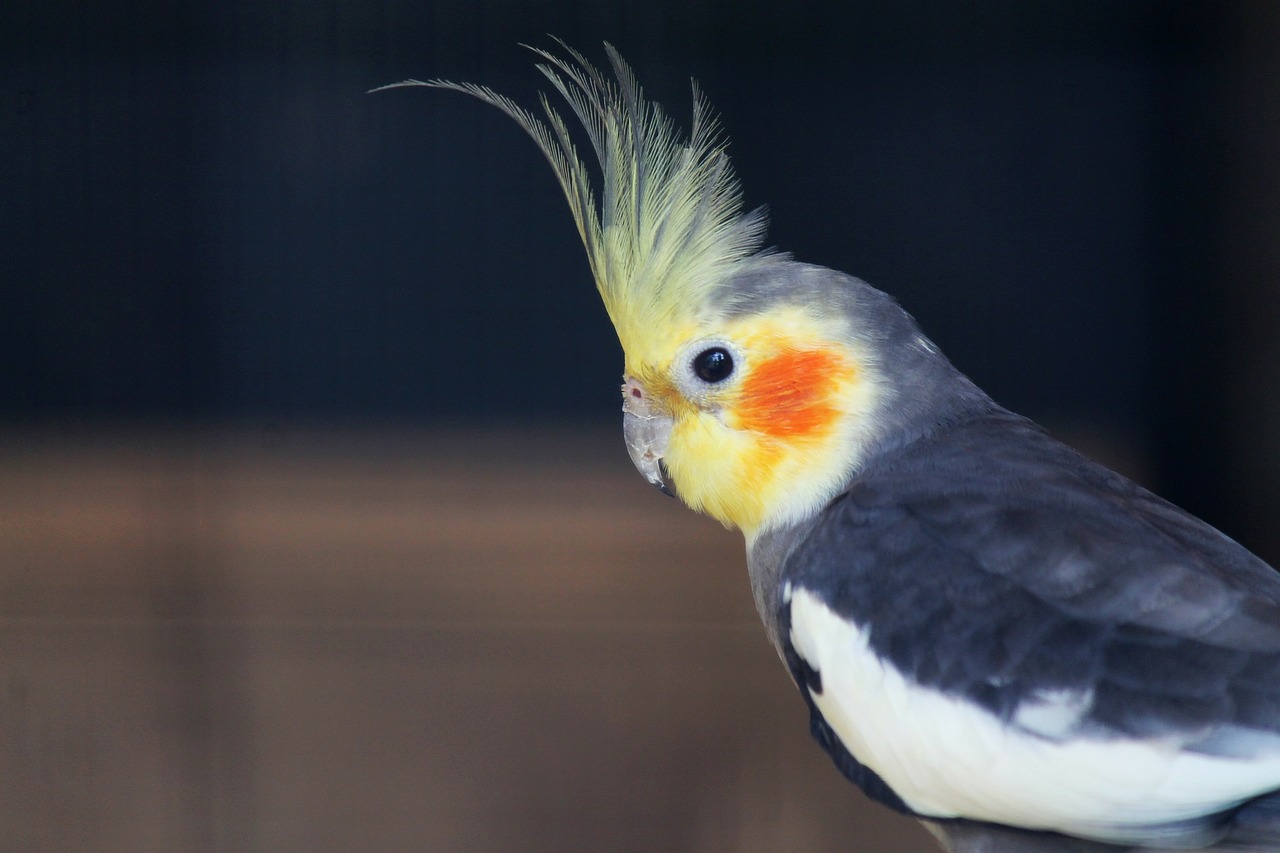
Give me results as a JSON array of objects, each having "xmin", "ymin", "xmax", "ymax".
[
  {"xmin": 787, "ymin": 587, "xmax": 1280, "ymax": 845},
  {"xmin": 1013, "ymin": 687, "xmax": 1094, "ymax": 740}
]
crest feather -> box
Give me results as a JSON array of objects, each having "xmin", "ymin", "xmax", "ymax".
[{"xmin": 377, "ymin": 41, "xmax": 772, "ymax": 358}]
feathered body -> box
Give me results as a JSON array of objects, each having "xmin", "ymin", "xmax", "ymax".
[{"xmin": 397, "ymin": 45, "xmax": 1280, "ymax": 849}]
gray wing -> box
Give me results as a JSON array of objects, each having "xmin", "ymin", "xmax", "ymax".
[{"xmin": 783, "ymin": 408, "xmax": 1280, "ymax": 752}]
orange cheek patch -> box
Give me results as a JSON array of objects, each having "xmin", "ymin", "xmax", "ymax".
[{"xmin": 735, "ymin": 349, "xmax": 850, "ymax": 439}]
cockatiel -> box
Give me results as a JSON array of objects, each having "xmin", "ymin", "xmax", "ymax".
[{"xmin": 384, "ymin": 43, "xmax": 1280, "ymax": 850}]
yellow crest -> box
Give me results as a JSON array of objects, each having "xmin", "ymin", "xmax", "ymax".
[{"xmin": 380, "ymin": 42, "xmax": 773, "ymax": 362}]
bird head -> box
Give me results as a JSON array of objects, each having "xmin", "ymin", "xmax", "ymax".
[{"xmin": 388, "ymin": 43, "xmax": 948, "ymax": 538}]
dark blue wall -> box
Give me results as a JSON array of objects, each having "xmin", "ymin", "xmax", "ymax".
[{"xmin": 6, "ymin": 2, "xmax": 1279, "ymax": 551}]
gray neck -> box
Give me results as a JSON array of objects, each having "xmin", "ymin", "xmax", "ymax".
[
  {"xmin": 738, "ymin": 266, "xmax": 995, "ymax": 657},
  {"xmin": 747, "ymin": 515, "xmax": 821, "ymax": 654}
]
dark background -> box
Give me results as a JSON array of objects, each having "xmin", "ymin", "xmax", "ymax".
[
  {"xmin": 6, "ymin": 1, "xmax": 1280, "ymax": 559},
  {"xmin": 4, "ymin": 4, "xmax": 1280, "ymax": 851}
]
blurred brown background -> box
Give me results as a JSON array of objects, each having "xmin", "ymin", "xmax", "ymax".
[
  {"xmin": 5, "ymin": 2, "xmax": 1280, "ymax": 851},
  {"xmin": 1, "ymin": 426, "xmax": 932, "ymax": 850}
]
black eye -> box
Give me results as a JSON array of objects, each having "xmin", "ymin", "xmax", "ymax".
[{"xmin": 692, "ymin": 347, "xmax": 734, "ymax": 383}]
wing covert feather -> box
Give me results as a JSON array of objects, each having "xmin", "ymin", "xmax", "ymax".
[{"xmin": 783, "ymin": 409, "xmax": 1280, "ymax": 746}]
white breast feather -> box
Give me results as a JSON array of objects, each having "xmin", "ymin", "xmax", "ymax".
[{"xmin": 787, "ymin": 588, "xmax": 1280, "ymax": 844}]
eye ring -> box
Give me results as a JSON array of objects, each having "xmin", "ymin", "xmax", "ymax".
[{"xmin": 692, "ymin": 347, "xmax": 735, "ymax": 383}]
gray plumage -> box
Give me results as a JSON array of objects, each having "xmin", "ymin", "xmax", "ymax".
[
  {"xmin": 744, "ymin": 269, "xmax": 1280, "ymax": 848},
  {"xmin": 409, "ymin": 43, "xmax": 1280, "ymax": 850}
]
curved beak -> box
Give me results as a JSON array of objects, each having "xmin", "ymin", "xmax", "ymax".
[{"xmin": 621, "ymin": 377, "xmax": 675, "ymax": 498}]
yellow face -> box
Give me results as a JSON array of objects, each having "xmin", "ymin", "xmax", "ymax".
[{"xmin": 623, "ymin": 305, "xmax": 881, "ymax": 537}]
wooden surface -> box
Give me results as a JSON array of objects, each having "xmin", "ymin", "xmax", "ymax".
[{"xmin": 0, "ymin": 425, "xmax": 936, "ymax": 852}]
